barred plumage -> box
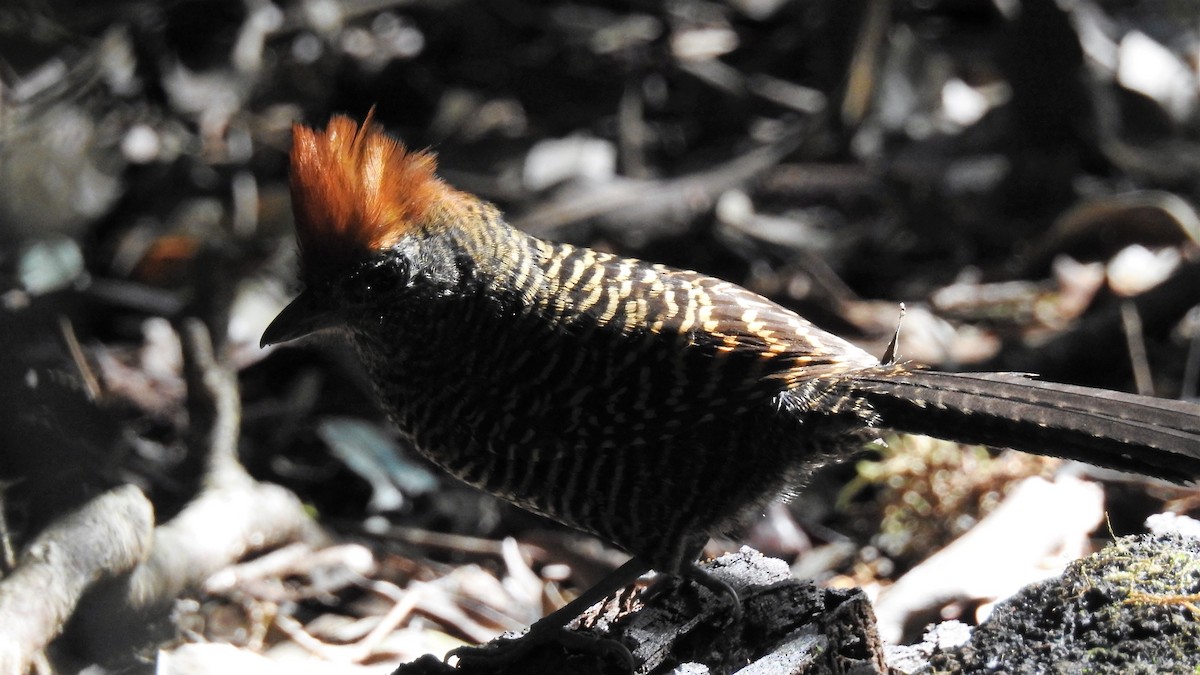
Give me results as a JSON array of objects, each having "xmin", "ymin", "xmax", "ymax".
[
  {"xmin": 323, "ymin": 214, "xmax": 884, "ymax": 570},
  {"xmin": 263, "ymin": 116, "xmax": 1200, "ymax": 659}
]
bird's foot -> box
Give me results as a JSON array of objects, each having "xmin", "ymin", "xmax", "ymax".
[
  {"xmin": 445, "ymin": 556, "xmax": 652, "ymax": 672},
  {"xmin": 641, "ymin": 565, "xmax": 743, "ymax": 623},
  {"xmin": 445, "ymin": 620, "xmax": 635, "ymax": 672},
  {"xmin": 683, "ymin": 565, "xmax": 743, "ymax": 622}
]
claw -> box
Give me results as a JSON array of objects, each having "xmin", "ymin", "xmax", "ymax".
[{"xmin": 684, "ymin": 565, "xmax": 743, "ymax": 622}]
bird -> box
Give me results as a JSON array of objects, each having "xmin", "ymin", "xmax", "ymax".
[{"xmin": 262, "ymin": 113, "xmax": 1200, "ymax": 668}]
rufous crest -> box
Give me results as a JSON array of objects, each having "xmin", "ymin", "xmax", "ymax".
[{"xmin": 289, "ymin": 112, "xmax": 447, "ymax": 275}]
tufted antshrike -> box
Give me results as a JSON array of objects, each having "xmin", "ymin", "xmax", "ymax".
[{"xmin": 262, "ymin": 114, "xmax": 1200, "ymax": 669}]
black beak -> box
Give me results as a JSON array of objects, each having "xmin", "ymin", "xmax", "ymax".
[{"xmin": 260, "ymin": 290, "xmax": 341, "ymax": 347}]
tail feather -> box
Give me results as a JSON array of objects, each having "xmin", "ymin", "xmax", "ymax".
[{"xmin": 846, "ymin": 369, "xmax": 1200, "ymax": 484}]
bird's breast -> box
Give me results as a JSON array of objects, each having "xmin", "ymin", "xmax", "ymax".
[{"xmin": 352, "ymin": 288, "xmax": 779, "ymax": 482}]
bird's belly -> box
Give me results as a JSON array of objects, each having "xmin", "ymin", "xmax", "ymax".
[
  {"xmin": 358, "ymin": 318, "xmax": 811, "ymax": 569},
  {"xmin": 401, "ymin": 379, "xmax": 804, "ymax": 569}
]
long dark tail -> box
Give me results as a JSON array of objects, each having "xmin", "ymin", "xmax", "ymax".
[{"xmin": 847, "ymin": 369, "xmax": 1200, "ymax": 483}]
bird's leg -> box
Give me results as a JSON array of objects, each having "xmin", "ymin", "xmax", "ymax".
[{"xmin": 446, "ymin": 555, "xmax": 652, "ymax": 671}]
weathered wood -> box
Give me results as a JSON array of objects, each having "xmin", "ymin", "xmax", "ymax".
[{"xmin": 394, "ymin": 547, "xmax": 888, "ymax": 675}]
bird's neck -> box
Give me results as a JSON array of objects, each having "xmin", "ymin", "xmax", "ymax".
[{"xmin": 419, "ymin": 210, "xmax": 565, "ymax": 319}]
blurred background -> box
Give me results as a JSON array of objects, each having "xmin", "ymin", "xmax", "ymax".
[{"xmin": 1, "ymin": 0, "xmax": 1199, "ymax": 671}]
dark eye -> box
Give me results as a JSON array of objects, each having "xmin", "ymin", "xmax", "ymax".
[{"xmin": 356, "ymin": 258, "xmax": 409, "ymax": 295}]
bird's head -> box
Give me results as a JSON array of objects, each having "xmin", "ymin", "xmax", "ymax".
[{"xmin": 261, "ymin": 113, "xmax": 468, "ymax": 347}]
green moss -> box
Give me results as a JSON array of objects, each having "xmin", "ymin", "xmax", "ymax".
[
  {"xmin": 843, "ymin": 434, "xmax": 1054, "ymax": 567},
  {"xmin": 927, "ymin": 534, "xmax": 1200, "ymax": 674}
]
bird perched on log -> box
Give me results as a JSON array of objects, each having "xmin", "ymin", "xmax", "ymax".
[{"xmin": 262, "ymin": 114, "xmax": 1200, "ymax": 668}]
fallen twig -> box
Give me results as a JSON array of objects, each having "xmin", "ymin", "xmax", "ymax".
[
  {"xmin": 69, "ymin": 319, "xmax": 323, "ymax": 665},
  {"xmin": 0, "ymin": 485, "xmax": 154, "ymax": 675}
]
